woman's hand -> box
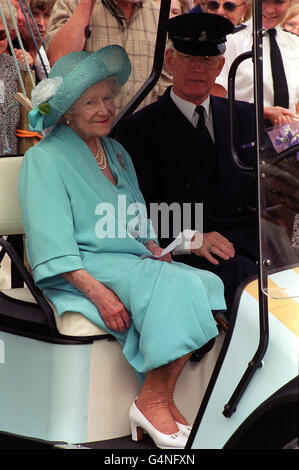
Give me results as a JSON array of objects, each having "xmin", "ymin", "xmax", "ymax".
[
  {"xmin": 264, "ymin": 106, "xmax": 298, "ymax": 127},
  {"xmin": 145, "ymin": 240, "xmax": 172, "ymax": 263},
  {"xmin": 62, "ymin": 269, "xmax": 130, "ymax": 332},
  {"xmin": 190, "ymin": 231, "xmax": 235, "ymax": 265},
  {"xmin": 94, "ymin": 286, "xmax": 131, "ymax": 333}
]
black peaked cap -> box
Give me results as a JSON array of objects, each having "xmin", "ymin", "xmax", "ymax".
[{"xmin": 164, "ymin": 13, "xmax": 234, "ymax": 56}]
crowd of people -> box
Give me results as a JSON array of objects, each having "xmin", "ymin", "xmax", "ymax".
[
  {"xmin": 1, "ymin": 0, "xmax": 299, "ymax": 450},
  {"xmin": 1, "ymin": 0, "xmax": 298, "ymax": 153}
]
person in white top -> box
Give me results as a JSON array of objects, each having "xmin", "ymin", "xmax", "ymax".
[
  {"xmin": 213, "ymin": 0, "xmax": 299, "ymax": 126},
  {"xmin": 281, "ymin": 3, "xmax": 299, "ymax": 36}
]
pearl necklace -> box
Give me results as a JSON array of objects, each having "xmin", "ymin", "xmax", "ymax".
[{"xmin": 95, "ymin": 138, "xmax": 107, "ymax": 170}]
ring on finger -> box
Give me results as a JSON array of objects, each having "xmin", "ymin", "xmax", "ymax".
[{"xmin": 208, "ymin": 245, "xmax": 214, "ymax": 252}]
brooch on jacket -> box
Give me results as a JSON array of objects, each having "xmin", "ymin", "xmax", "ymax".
[{"xmin": 117, "ymin": 151, "xmax": 126, "ymax": 170}]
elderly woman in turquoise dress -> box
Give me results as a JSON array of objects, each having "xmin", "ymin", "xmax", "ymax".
[{"xmin": 18, "ymin": 45, "xmax": 226, "ymax": 449}]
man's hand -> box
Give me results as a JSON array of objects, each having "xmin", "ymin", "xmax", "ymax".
[
  {"xmin": 47, "ymin": 0, "xmax": 97, "ymax": 65},
  {"xmin": 190, "ymin": 231, "xmax": 235, "ymax": 265}
]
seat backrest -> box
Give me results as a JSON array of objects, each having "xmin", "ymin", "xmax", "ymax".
[
  {"xmin": 0, "ymin": 156, "xmax": 109, "ymax": 339},
  {"xmin": 0, "ymin": 157, "xmax": 24, "ymax": 235}
]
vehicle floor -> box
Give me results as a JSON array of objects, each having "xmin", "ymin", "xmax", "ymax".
[
  {"xmin": 84, "ymin": 434, "xmax": 157, "ymax": 450},
  {"xmin": 0, "ymin": 431, "xmax": 157, "ymax": 449}
]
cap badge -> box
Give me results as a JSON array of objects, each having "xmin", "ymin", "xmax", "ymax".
[{"xmin": 199, "ymin": 31, "xmax": 207, "ymax": 41}]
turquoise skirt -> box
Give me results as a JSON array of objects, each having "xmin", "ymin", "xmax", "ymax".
[{"xmin": 44, "ymin": 252, "xmax": 225, "ymax": 381}]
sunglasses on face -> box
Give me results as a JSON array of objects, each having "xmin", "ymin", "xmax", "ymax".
[
  {"xmin": 0, "ymin": 30, "xmax": 7, "ymax": 41},
  {"xmin": 207, "ymin": 1, "xmax": 245, "ymax": 12}
]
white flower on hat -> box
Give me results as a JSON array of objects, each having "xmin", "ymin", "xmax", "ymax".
[{"xmin": 31, "ymin": 76, "xmax": 63, "ymax": 107}]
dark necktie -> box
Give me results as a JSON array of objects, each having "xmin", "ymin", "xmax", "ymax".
[
  {"xmin": 268, "ymin": 28, "xmax": 289, "ymax": 108},
  {"xmin": 196, "ymin": 105, "xmax": 214, "ymax": 144},
  {"xmin": 195, "ymin": 105, "xmax": 217, "ymax": 187}
]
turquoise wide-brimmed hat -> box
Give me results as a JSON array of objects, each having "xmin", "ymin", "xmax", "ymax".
[{"xmin": 29, "ymin": 45, "xmax": 131, "ymax": 131}]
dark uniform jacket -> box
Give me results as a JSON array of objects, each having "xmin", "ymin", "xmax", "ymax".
[{"xmin": 115, "ymin": 88, "xmax": 257, "ymax": 258}]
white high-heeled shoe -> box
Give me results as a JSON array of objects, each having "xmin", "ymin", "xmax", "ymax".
[
  {"xmin": 129, "ymin": 399, "xmax": 188, "ymax": 449},
  {"xmin": 176, "ymin": 422, "xmax": 192, "ymax": 435}
]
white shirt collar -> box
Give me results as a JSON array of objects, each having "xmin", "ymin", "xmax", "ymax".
[
  {"xmin": 170, "ymin": 88, "xmax": 211, "ymax": 125},
  {"xmin": 170, "ymin": 88, "xmax": 215, "ymax": 141}
]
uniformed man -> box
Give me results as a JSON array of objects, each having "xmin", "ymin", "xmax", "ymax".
[{"xmin": 115, "ymin": 13, "xmax": 259, "ymax": 317}]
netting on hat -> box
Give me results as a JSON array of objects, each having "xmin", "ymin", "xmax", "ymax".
[
  {"xmin": 67, "ymin": 77, "xmax": 120, "ymax": 115},
  {"xmin": 51, "ymin": 48, "xmax": 128, "ymax": 116}
]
